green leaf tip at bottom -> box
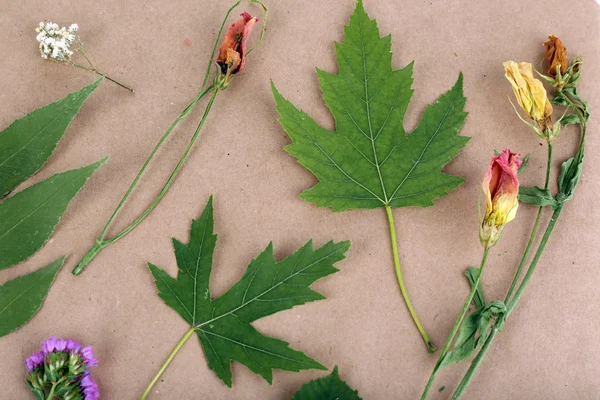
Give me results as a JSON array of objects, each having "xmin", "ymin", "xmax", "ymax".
[
  {"xmin": 0, "ymin": 256, "xmax": 65, "ymax": 338},
  {"xmin": 271, "ymin": 0, "xmax": 469, "ymax": 212},
  {"xmin": 292, "ymin": 366, "xmax": 362, "ymax": 400},
  {"xmin": 0, "ymin": 78, "xmax": 103, "ymax": 199},
  {"xmin": 0, "ymin": 157, "xmax": 108, "ymax": 270},
  {"xmin": 149, "ymin": 196, "xmax": 350, "ymax": 387}
]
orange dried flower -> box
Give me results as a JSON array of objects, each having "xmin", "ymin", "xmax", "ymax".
[
  {"xmin": 216, "ymin": 12, "xmax": 258, "ymax": 79},
  {"xmin": 543, "ymin": 34, "xmax": 568, "ymax": 78}
]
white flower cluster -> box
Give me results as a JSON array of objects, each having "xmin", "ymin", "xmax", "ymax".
[{"xmin": 35, "ymin": 22, "xmax": 79, "ymax": 62}]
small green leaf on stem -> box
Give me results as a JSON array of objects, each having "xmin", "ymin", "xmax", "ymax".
[
  {"xmin": 557, "ymin": 155, "xmax": 583, "ymax": 203},
  {"xmin": 517, "ymin": 153, "xmax": 530, "ymax": 175},
  {"xmin": 464, "ymin": 266, "xmax": 486, "ymax": 309},
  {"xmin": 518, "ymin": 186, "xmax": 557, "ymax": 208}
]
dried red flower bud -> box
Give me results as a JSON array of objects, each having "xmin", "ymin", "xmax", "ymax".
[{"xmin": 216, "ymin": 12, "xmax": 258, "ymax": 79}]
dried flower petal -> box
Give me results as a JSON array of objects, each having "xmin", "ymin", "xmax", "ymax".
[
  {"xmin": 504, "ymin": 61, "xmax": 553, "ymax": 127},
  {"xmin": 543, "ymin": 34, "xmax": 568, "ymax": 78},
  {"xmin": 216, "ymin": 12, "xmax": 258, "ymax": 78}
]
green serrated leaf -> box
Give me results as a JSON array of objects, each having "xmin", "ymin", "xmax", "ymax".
[
  {"xmin": 272, "ymin": 1, "xmax": 469, "ymax": 212},
  {"xmin": 519, "ymin": 186, "xmax": 557, "ymax": 208},
  {"xmin": 292, "ymin": 366, "xmax": 362, "ymax": 400},
  {"xmin": 0, "ymin": 158, "xmax": 107, "ymax": 270},
  {"xmin": 149, "ymin": 196, "xmax": 350, "ymax": 387},
  {"xmin": 464, "ymin": 266, "xmax": 485, "ymax": 309},
  {"xmin": 0, "ymin": 256, "xmax": 64, "ymax": 337},
  {"xmin": 0, "ymin": 79, "xmax": 102, "ymax": 199}
]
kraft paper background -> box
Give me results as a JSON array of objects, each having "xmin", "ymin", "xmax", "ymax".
[{"xmin": 1, "ymin": 0, "xmax": 599, "ymax": 398}]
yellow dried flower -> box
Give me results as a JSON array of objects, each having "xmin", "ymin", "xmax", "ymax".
[{"xmin": 503, "ymin": 61, "xmax": 553, "ymax": 128}]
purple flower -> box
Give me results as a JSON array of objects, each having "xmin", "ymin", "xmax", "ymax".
[
  {"xmin": 25, "ymin": 351, "xmax": 44, "ymax": 372},
  {"xmin": 79, "ymin": 374, "xmax": 100, "ymax": 400},
  {"xmin": 26, "ymin": 336, "xmax": 100, "ymax": 400},
  {"xmin": 41, "ymin": 336, "xmax": 58, "ymax": 354},
  {"xmin": 81, "ymin": 346, "xmax": 98, "ymax": 367},
  {"xmin": 54, "ymin": 338, "xmax": 68, "ymax": 352},
  {"xmin": 66, "ymin": 339, "xmax": 82, "ymax": 353}
]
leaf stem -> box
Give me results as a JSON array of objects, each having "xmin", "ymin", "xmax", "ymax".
[
  {"xmin": 72, "ymin": 87, "xmax": 219, "ymax": 276},
  {"xmin": 385, "ymin": 206, "xmax": 436, "ymax": 353},
  {"xmin": 504, "ymin": 141, "xmax": 553, "ymax": 303},
  {"xmin": 451, "ymin": 205, "xmax": 563, "ymax": 399},
  {"xmin": 421, "ymin": 244, "xmax": 490, "ymax": 399},
  {"xmin": 72, "ymin": 63, "xmax": 134, "ymax": 93},
  {"xmin": 141, "ymin": 327, "xmax": 196, "ymax": 400}
]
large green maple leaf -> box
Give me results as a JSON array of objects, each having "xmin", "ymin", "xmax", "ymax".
[
  {"xmin": 272, "ymin": 1, "xmax": 469, "ymax": 211},
  {"xmin": 271, "ymin": 0, "xmax": 469, "ymax": 353},
  {"xmin": 149, "ymin": 197, "xmax": 350, "ymax": 387}
]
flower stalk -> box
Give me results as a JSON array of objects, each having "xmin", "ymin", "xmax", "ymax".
[
  {"xmin": 433, "ymin": 35, "xmax": 589, "ymax": 399},
  {"xmin": 420, "ymin": 244, "xmax": 490, "ymax": 399},
  {"xmin": 72, "ymin": 1, "xmax": 267, "ymax": 276},
  {"xmin": 36, "ymin": 21, "xmax": 134, "ymax": 92}
]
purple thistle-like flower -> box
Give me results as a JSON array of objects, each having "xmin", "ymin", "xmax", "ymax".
[
  {"xmin": 79, "ymin": 374, "xmax": 100, "ymax": 400},
  {"xmin": 25, "ymin": 351, "xmax": 45, "ymax": 372},
  {"xmin": 81, "ymin": 346, "xmax": 98, "ymax": 367}
]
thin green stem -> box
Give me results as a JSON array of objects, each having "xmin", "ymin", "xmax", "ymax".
[
  {"xmin": 421, "ymin": 244, "xmax": 490, "ymax": 399},
  {"xmin": 246, "ymin": 0, "xmax": 268, "ymax": 56},
  {"xmin": 72, "ymin": 1, "xmax": 245, "ymax": 276},
  {"xmin": 76, "ymin": 40, "xmax": 97, "ymax": 70},
  {"xmin": 108, "ymin": 89, "xmax": 219, "ymax": 244},
  {"xmin": 385, "ymin": 206, "xmax": 436, "ymax": 354},
  {"xmin": 141, "ymin": 327, "xmax": 196, "ymax": 400},
  {"xmin": 506, "ymin": 205, "xmax": 563, "ymax": 315},
  {"xmin": 452, "ymin": 205, "xmax": 564, "ymax": 399},
  {"xmin": 46, "ymin": 383, "xmax": 57, "ymax": 400},
  {"xmin": 72, "ymin": 87, "xmax": 219, "ymax": 276},
  {"xmin": 504, "ymin": 142, "xmax": 553, "ymax": 303},
  {"xmin": 46, "ymin": 377, "xmax": 66, "ymax": 400},
  {"xmin": 98, "ymin": 83, "xmax": 216, "ymax": 240},
  {"xmin": 202, "ymin": 1, "xmax": 241, "ymax": 89},
  {"xmin": 72, "ymin": 63, "xmax": 134, "ymax": 92}
]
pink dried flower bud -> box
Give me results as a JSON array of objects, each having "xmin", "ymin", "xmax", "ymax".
[
  {"xmin": 216, "ymin": 12, "xmax": 258, "ymax": 84},
  {"xmin": 480, "ymin": 149, "xmax": 522, "ymax": 247}
]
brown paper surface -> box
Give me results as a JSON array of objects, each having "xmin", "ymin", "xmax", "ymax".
[{"xmin": 1, "ymin": 0, "xmax": 599, "ymax": 398}]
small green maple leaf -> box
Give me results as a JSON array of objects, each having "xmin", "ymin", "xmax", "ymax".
[
  {"xmin": 271, "ymin": 0, "xmax": 469, "ymax": 352},
  {"xmin": 149, "ymin": 197, "xmax": 350, "ymax": 387}
]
